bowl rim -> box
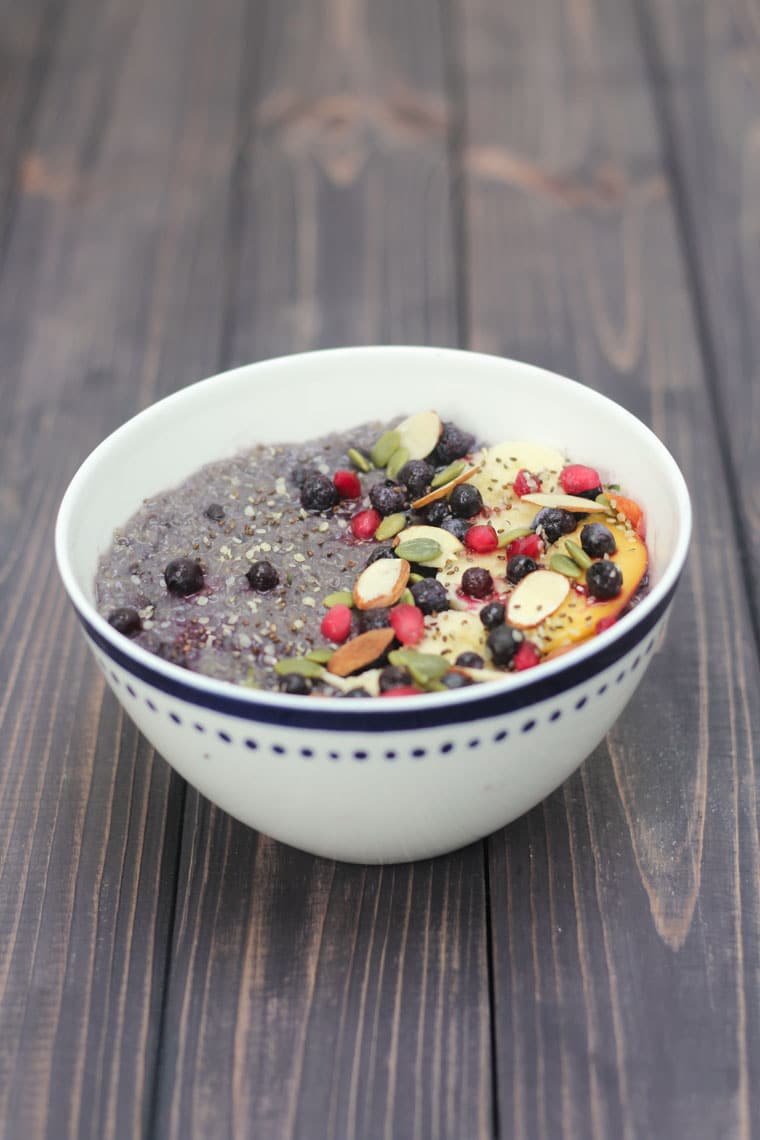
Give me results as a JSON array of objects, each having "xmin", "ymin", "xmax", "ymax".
[{"xmin": 55, "ymin": 345, "xmax": 692, "ymax": 731}]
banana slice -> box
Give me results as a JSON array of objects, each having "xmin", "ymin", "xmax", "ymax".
[
  {"xmin": 415, "ymin": 610, "xmax": 491, "ymax": 664},
  {"xmin": 469, "ymin": 441, "xmax": 564, "ymax": 507}
]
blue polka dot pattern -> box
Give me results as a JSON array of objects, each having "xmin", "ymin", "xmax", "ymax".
[
  {"xmin": 521, "ymin": 720, "xmax": 536, "ymax": 733},
  {"xmin": 493, "ymin": 730, "xmax": 508, "ymax": 742},
  {"xmin": 169, "ymin": 711, "xmax": 181, "ymax": 724},
  {"xmin": 245, "ymin": 739, "xmax": 258, "ymax": 750},
  {"xmin": 218, "ymin": 731, "xmax": 231, "ymax": 743}
]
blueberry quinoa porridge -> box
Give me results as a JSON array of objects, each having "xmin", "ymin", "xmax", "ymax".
[{"xmin": 95, "ymin": 411, "xmax": 649, "ymax": 697}]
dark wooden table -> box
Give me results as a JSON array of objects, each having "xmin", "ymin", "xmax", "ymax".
[{"xmin": 2, "ymin": 0, "xmax": 759, "ymax": 1136}]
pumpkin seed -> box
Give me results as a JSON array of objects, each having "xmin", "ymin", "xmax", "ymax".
[
  {"xmin": 370, "ymin": 429, "xmax": 401, "ymax": 468},
  {"xmin": 497, "ymin": 526, "xmax": 533, "ymax": 548},
  {"xmin": 400, "ymin": 588, "xmax": 414, "ymax": 606},
  {"xmin": 395, "ymin": 537, "xmax": 442, "ymax": 563},
  {"xmin": 549, "ymin": 554, "xmax": 582, "ymax": 579},
  {"xmin": 323, "ymin": 590, "xmax": 354, "ymax": 608},
  {"xmin": 306, "ymin": 647, "xmax": 334, "ymax": 664},
  {"xmin": 430, "ymin": 460, "xmax": 465, "ymax": 489},
  {"xmin": 595, "ymin": 493, "xmax": 611, "ymax": 509},
  {"xmin": 388, "ymin": 648, "xmax": 450, "ymax": 687},
  {"xmin": 386, "ymin": 446, "xmax": 410, "ymax": 481},
  {"xmin": 565, "ymin": 539, "xmax": 591, "ymax": 570},
  {"xmin": 348, "ymin": 447, "xmax": 372, "ymax": 473},
  {"xmin": 274, "ymin": 657, "xmax": 324, "ymax": 678},
  {"xmin": 409, "ymin": 572, "xmax": 425, "ymax": 584},
  {"xmin": 374, "ymin": 512, "xmax": 407, "ymax": 541}
]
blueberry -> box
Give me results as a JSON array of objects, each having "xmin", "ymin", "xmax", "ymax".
[
  {"xmin": 398, "ymin": 460, "xmax": 434, "ymax": 499},
  {"xmin": 486, "ymin": 624, "xmax": 524, "ymax": 666},
  {"xmin": 441, "ymin": 517, "xmax": 471, "ymax": 542},
  {"xmin": 279, "ymin": 673, "xmax": 312, "ymax": 695},
  {"xmin": 356, "ymin": 607, "xmax": 392, "ymax": 632},
  {"xmin": 461, "ymin": 567, "xmax": 493, "ymax": 598},
  {"xmin": 441, "ymin": 671, "xmax": 474, "ymax": 689},
  {"xmin": 300, "ymin": 473, "xmax": 339, "ymax": 512},
  {"xmin": 107, "ymin": 607, "xmax": 142, "ymax": 638},
  {"xmin": 531, "ymin": 507, "xmax": 576, "ymax": 545},
  {"xmin": 581, "ymin": 522, "xmax": 617, "ymax": 558},
  {"xmin": 507, "ymin": 555, "xmax": 537, "ymax": 583},
  {"xmin": 455, "ymin": 651, "xmax": 484, "ymax": 669},
  {"xmin": 410, "ymin": 579, "xmax": 449, "ymax": 615},
  {"xmin": 291, "ymin": 463, "xmax": 317, "ymax": 489},
  {"xmin": 164, "ymin": 558, "xmax": 204, "ymax": 596},
  {"xmin": 246, "ymin": 560, "xmax": 279, "ymax": 591},
  {"xmin": 574, "ymin": 485, "xmax": 603, "ymax": 502},
  {"xmin": 364, "ymin": 545, "xmax": 397, "ymax": 567},
  {"xmin": 379, "ymin": 665, "xmax": 412, "ymax": 692},
  {"xmin": 449, "ymin": 484, "xmax": 483, "ymax": 519},
  {"xmin": 204, "ymin": 503, "xmax": 225, "ymax": 521},
  {"xmin": 342, "ymin": 687, "xmax": 371, "ymax": 698},
  {"xmin": 479, "ymin": 601, "xmax": 506, "ymax": 629},
  {"xmin": 419, "ymin": 500, "xmax": 450, "ymax": 527},
  {"xmin": 586, "ymin": 560, "xmax": 623, "ymax": 600},
  {"xmin": 433, "ymin": 422, "xmax": 475, "ymax": 465},
  {"xmin": 369, "ymin": 481, "xmax": 407, "ymax": 516}
]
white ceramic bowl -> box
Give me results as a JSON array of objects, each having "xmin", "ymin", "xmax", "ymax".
[{"xmin": 55, "ymin": 347, "xmax": 691, "ymax": 863}]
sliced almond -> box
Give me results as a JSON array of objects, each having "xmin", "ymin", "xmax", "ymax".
[
  {"xmin": 327, "ymin": 628, "xmax": 396, "ymax": 677},
  {"xmin": 396, "ymin": 410, "xmax": 442, "ymax": 460},
  {"xmin": 521, "ymin": 492, "xmax": 613, "ymax": 513},
  {"xmin": 411, "ymin": 464, "xmax": 481, "ymax": 509},
  {"xmin": 507, "ymin": 570, "xmax": 570, "ymax": 629},
  {"xmin": 321, "ymin": 668, "xmax": 382, "ymax": 695},
  {"xmin": 353, "ymin": 557, "xmax": 410, "ymax": 610},
  {"xmin": 391, "ymin": 524, "xmax": 463, "ymax": 569}
]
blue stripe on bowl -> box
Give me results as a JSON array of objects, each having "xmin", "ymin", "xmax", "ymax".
[{"xmin": 78, "ymin": 581, "xmax": 675, "ymax": 733}]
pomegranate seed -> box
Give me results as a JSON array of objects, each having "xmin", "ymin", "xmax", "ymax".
[
  {"xmin": 559, "ymin": 464, "xmax": 601, "ymax": 496},
  {"xmin": 379, "ymin": 685, "xmax": 422, "ymax": 697},
  {"xmin": 389, "ymin": 604, "xmax": 425, "ymax": 645},
  {"xmin": 465, "ymin": 524, "xmax": 499, "ymax": 554},
  {"xmin": 506, "ymin": 533, "xmax": 544, "ymax": 560},
  {"xmin": 320, "ymin": 604, "xmax": 353, "ymax": 643},
  {"xmin": 351, "ymin": 508, "xmax": 382, "ymax": 540},
  {"xmin": 333, "ymin": 469, "xmax": 362, "ymax": 499},
  {"xmin": 513, "ymin": 641, "xmax": 541, "ymax": 671},
  {"xmin": 595, "ymin": 615, "xmax": 617, "ymax": 634},
  {"xmin": 513, "ymin": 469, "xmax": 541, "ymax": 497}
]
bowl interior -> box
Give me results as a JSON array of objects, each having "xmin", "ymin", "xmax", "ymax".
[{"xmin": 58, "ymin": 347, "xmax": 690, "ymax": 648}]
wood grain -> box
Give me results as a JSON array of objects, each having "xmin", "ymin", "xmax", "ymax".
[
  {"xmin": 0, "ymin": 0, "xmax": 250, "ymax": 1134},
  {"xmin": 456, "ymin": 0, "xmax": 760, "ymax": 1136},
  {"xmin": 151, "ymin": 3, "xmax": 492, "ymax": 1139}
]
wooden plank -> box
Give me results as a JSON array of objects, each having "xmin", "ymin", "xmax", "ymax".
[
  {"xmin": 456, "ymin": 0, "xmax": 760, "ymax": 1136},
  {"xmin": 636, "ymin": 0, "xmax": 760, "ymax": 630},
  {"xmin": 152, "ymin": 4, "xmax": 492, "ymax": 1139},
  {"xmin": 0, "ymin": 0, "xmax": 251, "ymax": 1135}
]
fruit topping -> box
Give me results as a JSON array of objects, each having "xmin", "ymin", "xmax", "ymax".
[
  {"xmin": 379, "ymin": 665, "xmax": 413, "ymax": 692},
  {"xmin": 301, "ymin": 472, "xmax": 339, "ymax": 512},
  {"xmin": 586, "ymin": 560, "xmax": 623, "ymax": 600},
  {"xmin": 559, "ymin": 464, "xmax": 602, "ymax": 499},
  {"xmin": 507, "ymin": 555, "xmax": 538, "ymax": 584},
  {"xmin": 164, "ymin": 558, "xmax": 204, "ymax": 596},
  {"xmin": 486, "ymin": 624, "xmax": 524, "ymax": 666},
  {"xmin": 320, "ymin": 604, "xmax": 353, "ymax": 643},
  {"xmin": 506, "ymin": 532, "xmax": 544, "ymax": 560},
  {"xmin": 280, "ymin": 674, "xmax": 312, "ymax": 695},
  {"xmin": 465, "ymin": 525, "xmax": 499, "ymax": 554},
  {"xmin": 513, "ymin": 469, "xmax": 542, "ymax": 497},
  {"xmin": 351, "ymin": 508, "xmax": 382, "ymax": 540},
  {"xmin": 531, "ymin": 507, "xmax": 577, "ymax": 544},
  {"xmin": 389, "ymin": 604, "xmax": 425, "ymax": 645},
  {"xmin": 395, "ymin": 410, "xmax": 443, "ymax": 460},
  {"xmin": 369, "ymin": 482, "xmax": 407, "ymax": 516},
  {"xmin": 513, "ymin": 641, "xmax": 541, "ymax": 671},
  {"xmin": 433, "ymin": 421, "xmax": 475, "ymax": 465},
  {"xmin": 455, "ymin": 651, "xmax": 485, "ymax": 669},
  {"xmin": 461, "ymin": 567, "xmax": 494, "ymax": 598},
  {"xmin": 333, "ymin": 469, "xmax": 362, "ymax": 499},
  {"xmin": 580, "ymin": 522, "xmax": 617, "ymax": 558},
  {"xmin": 107, "ymin": 607, "xmax": 142, "ymax": 637},
  {"xmin": 410, "ymin": 578, "xmax": 449, "ymax": 615},
  {"xmin": 479, "ymin": 601, "xmax": 506, "ymax": 629},
  {"xmin": 246, "ymin": 560, "xmax": 279, "ymax": 592},
  {"xmin": 398, "ymin": 459, "xmax": 434, "ymax": 499},
  {"xmin": 204, "ymin": 503, "xmax": 225, "ymax": 521},
  {"xmin": 450, "ymin": 483, "xmax": 484, "ymax": 518}
]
